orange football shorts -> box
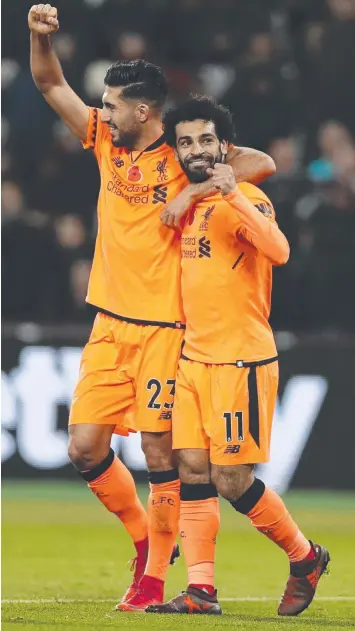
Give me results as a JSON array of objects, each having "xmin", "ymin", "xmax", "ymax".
[
  {"xmin": 69, "ymin": 313, "xmax": 184, "ymax": 435},
  {"xmin": 172, "ymin": 357, "xmax": 279, "ymax": 465}
]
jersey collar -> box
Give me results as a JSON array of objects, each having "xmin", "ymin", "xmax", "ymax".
[{"xmin": 145, "ymin": 134, "xmax": 166, "ymax": 152}]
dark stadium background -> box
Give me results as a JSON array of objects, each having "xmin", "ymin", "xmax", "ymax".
[{"xmin": 2, "ymin": 0, "xmax": 355, "ymax": 490}]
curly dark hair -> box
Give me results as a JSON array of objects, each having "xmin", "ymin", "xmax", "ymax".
[
  {"xmin": 104, "ymin": 59, "xmax": 168, "ymax": 109},
  {"xmin": 163, "ymin": 95, "xmax": 236, "ymax": 146}
]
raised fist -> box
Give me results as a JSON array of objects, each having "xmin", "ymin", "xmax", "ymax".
[{"xmin": 28, "ymin": 4, "xmax": 59, "ymax": 35}]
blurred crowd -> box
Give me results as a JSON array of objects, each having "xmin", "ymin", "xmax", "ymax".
[{"xmin": 2, "ymin": 0, "xmax": 355, "ymax": 331}]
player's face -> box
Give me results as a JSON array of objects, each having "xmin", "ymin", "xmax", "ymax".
[
  {"xmin": 175, "ymin": 120, "xmax": 228, "ymax": 182},
  {"xmin": 102, "ymin": 87, "xmax": 141, "ymax": 149}
]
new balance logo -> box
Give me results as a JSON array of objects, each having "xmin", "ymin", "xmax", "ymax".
[
  {"xmin": 224, "ymin": 445, "xmax": 240, "ymax": 454},
  {"xmin": 158, "ymin": 410, "xmax": 172, "ymax": 420},
  {"xmin": 112, "ymin": 157, "xmax": 124, "ymax": 168},
  {"xmin": 152, "ymin": 184, "xmax": 168, "ymax": 204},
  {"xmin": 198, "ymin": 236, "xmax": 211, "ymax": 258}
]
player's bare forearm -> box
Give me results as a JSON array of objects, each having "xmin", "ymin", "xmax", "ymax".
[
  {"xmin": 160, "ymin": 180, "xmax": 217, "ymax": 228},
  {"xmin": 29, "ymin": 5, "xmax": 88, "ymax": 141},
  {"xmin": 30, "ymin": 31, "xmax": 64, "ymax": 93},
  {"xmin": 225, "ymin": 187, "xmax": 290, "ymax": 265},
  {"xmin": 227, "ymin": 147, "xmax": 276, "ymax": 184}
]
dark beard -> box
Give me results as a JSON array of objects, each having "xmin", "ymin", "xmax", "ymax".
[
  {"xmin": 112, "ymin": 128, "xmax": 140, "ymax": 151},
  {"xmin": 181, "ymin": 152, "xmax": 223, "ymax": 183},
  {"xmin": 180, "ymin": 161, "xmax": 210, "ymax": 183}
]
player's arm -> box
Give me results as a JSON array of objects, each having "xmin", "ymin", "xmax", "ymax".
[
  {"xmin": 29, "ymin": 4, "xmax": 88, "ymax": 141},
  {"xmin": 226, "ymin": 146, "xmax": 276, "ymax": 185},
  {"xmin": 160, "ymin": 147, "xmax": 275, "ymax": 228},
  {"xmin": 211, "ymin": 164, "xmax": 289, "ymax": 266}
]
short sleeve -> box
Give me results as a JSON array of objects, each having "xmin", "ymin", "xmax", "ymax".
[{"xmin": 82, "ymin": 107, "xmax": 107, "ymax": 162}]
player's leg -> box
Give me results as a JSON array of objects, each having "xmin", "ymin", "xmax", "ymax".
[
  {"xmin": 147, "ymin": 360, "xmax": 222, "ymax": 615},
  {"xmin": 210, "ymin": 361, "xmax": 330, "ymax": 617},
  {"xmin": 68, "ymin": 314, "xmax": 149, "ymax": 599},
  {"xmin": 116, "ymin": 325, "xmax": 184, "ymax": 611},
  {"xmin": 68, "ymin": 423, "xmax": 148, "ymax": 552}
]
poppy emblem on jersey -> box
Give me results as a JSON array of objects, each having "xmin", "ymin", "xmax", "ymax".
[
  {"xmin": 154, "ymin": 156, "xmax": 169, "ymax": 182},
  {"xmin": 199, "ymin": 204, "xmax": 215, "ymax": 231},
  {"xmin": 127, "ymin": 165, "xmax": 143, "ymax": 183},
  {"xmin": 112, "ymin": 156, "xmax": 124, "ymax": 168}
]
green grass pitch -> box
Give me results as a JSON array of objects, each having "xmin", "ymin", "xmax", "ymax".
[{"xmin": 2, "ymin": 482, "xmax": 355, "ymax": 631}]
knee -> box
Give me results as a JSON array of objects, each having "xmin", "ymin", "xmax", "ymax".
[
  {"xmin": 68, "ymin": 435, "xmax": 99, "ymax": 471},
  {"xmin": 211, "ymin": 466, "xmax": 254, "ymax": 502},
  {"xmin": 178, "ymin": 449, "xmax": 210, "ymax": 485},
  {"xmin": 141, "ymin": 432, "xmax": 173, "ymax": 472}
]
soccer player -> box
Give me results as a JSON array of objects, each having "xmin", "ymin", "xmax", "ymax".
[
  {"xmin": 28, "ymin": 4, "xmax": 275, "ymax": 610},
  {"xmin": 147, "ymin": 96, "xmax": 330, "ymax": 616}
]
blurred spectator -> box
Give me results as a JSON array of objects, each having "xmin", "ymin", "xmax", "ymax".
[
  {"xmin": 67, "ymin": 260, "xmax": 93, "ymax": 322},
  {"xmin": 54, "ymin": 215, "xmax": 87, "ymax": 252},
  {"xmin": 263, "ymin": 136, "xmax": 309, "ymax": 243},
  {"xmin": 310, "ymin": 0, "xmax": 355, "ymax": 133},
  {"xmin": 2, "ymin": 181, "xmax": 56, "ymax": 321},
  {"xmin": 307, "ymin": 121, "xmax": 355, "ymax": 185},
  {"xmin": 50, "ymin": 215, "xmax": 93, "ymax": 321},
  {"xmin": 223, "ymin": 32, "xmax": 301, "ymax": 149},
  {"xmin": 288, "ymin": 182, "xmax": 355, "ymax": 331},
  {"xmin": 84, "ymin": 60, "xmax": 111, "ymax": 103},
  {"xmin": 52, "ymin": 33, "xmax": 84, "ymax": 94},
  {"xmin": 115, "ymin": 32, "xmax": 150, "ymax": 61},
  {"xmin": 2, "ymin": 180, "xmax": 25, "ymax": 220},
  {"xmin": 26, "ymin": 123, "xmax": 99, "ymax": 224}
]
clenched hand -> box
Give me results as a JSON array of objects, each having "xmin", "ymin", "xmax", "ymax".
[{"xmin": 28, "ymin": 4, "xmax": 59, "ymax": 34}]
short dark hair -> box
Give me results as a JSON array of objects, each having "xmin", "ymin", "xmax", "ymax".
[
  {"xmin": 104, "ymin": 59, "xmax": 168, "ymax": 109},
  {"xmin": 163, "ymin": 95, "xmax": 236, "ymax": 147}
]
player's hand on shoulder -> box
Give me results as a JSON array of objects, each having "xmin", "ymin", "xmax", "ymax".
[
  {"xmin": 206, "ymin": 163, "xmax": 236, "ymax": 196},
  {"xmin": 28, "ymin": 4, "xmax": 59, "ymax": 34}
]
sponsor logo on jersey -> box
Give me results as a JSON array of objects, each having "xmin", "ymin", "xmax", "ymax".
[
  {"xmin": 152, "ymin": 184, "xmax": 168, "ymax": 204},
  {"xmin": 199, "ymin": 204, "xmax": 215, "ymax": 231},
  {"xmin": 154, "ymin": 156, "xmax": 169, "ymax": 182},
  {"xmin": 107, "ymin": 171, "xmax": 149, "ymax": 203},
  {"xmin": 181, "ymin": 236, "xmax": 197, "ymax": 259},
  {"xmin": 127, "ymin": 165, "xmax": 143, "ymax": 183},
  {"xmin": 198, "ymin": 236, "xmax": 211, "ymax": 258}
]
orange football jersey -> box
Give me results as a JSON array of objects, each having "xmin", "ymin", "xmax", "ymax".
[
  {"xmin": 82, "ymin": 107, "xmax": 187, "ymax": 324},
  {"xmin": 180, "ymin": 183, "xmax": 279, "ymax": 363}
]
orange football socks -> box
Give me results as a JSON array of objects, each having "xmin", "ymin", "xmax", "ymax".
[
  {"xmin": 179, "ymin": 483, "xmax": 220, "ymax": 592},
  {"xmin": 84, "ymin": 449, "xmax": 148, "ymax": 545},
  {"xmin": 143, "ymin": 471, "xmax": 181, "ymax": 584},
  {"xmin": 231, "ymin": 478, "xmax": 312, "ymax": 563}
]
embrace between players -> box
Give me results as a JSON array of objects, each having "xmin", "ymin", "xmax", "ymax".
[{"xmin": 29, "ymin": 4, "xmax": 330, "ymax": 617}]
